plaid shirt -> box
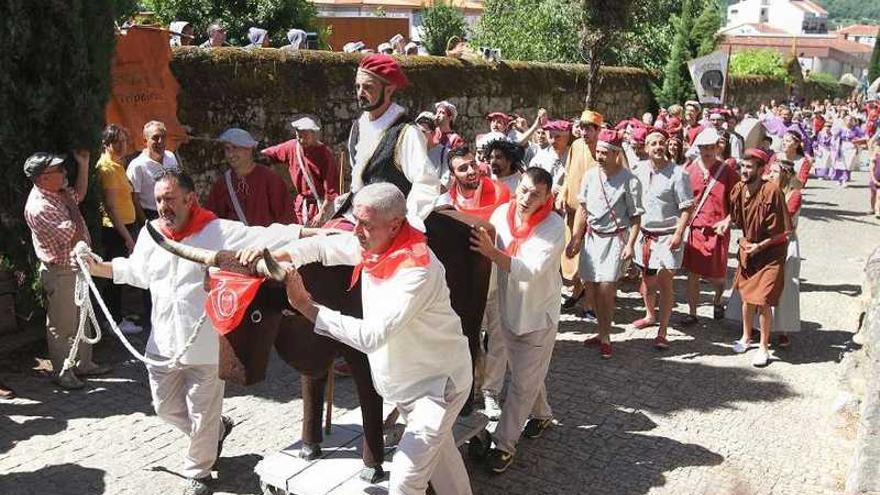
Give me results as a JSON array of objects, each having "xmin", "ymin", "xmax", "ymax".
[{"xmin": 24, "ymin": 186, "xmax": 91, "ymax": 266}]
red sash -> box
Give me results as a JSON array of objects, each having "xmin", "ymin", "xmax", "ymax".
[
  {"xmin": 449, "ymin": 177, "xmax": 510, "ymax": 221},
  {"xmin": 350, "ymin": 222, "xmax": 430, "ymax": 289},
  {"xmin": 157, "ymin": 205, "xmax": 218, "ymax": 241},
  {"xmin": 205, "ymin": 270, "xmax": 265, "ymax": 334},
  {"xmin": 505, "ymin": 196, "xmax": 554, "ymax": 256}
]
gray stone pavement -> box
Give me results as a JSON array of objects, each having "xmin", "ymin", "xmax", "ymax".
[{"xmin": 1, "ymin": 173, "xmax": 877, "ymax": 495}]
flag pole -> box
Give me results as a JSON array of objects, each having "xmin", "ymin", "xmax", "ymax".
[{"xmin": 721, "ymin": 45, "xmax": 732, "ymax": 106}]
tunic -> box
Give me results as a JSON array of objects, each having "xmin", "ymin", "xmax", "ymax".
[
  {"xmin": 204, "ymin": 164, "xmax": 297, "ymax": 227},
  {"xmin": 261, "ymin": 139, "xmax": 339, "ymax": 224},
  {"xmin": 682, "ymin": 159, "xmax": 737, "ymax": 279},
  {"xmin": 577, "ymin": 166, "xmax": 644, "ymax": 283},
  {"xmin": 633, "ymin": 160, "xmax": 694, "ymax": 271},
  {"xmin": 558, "ymin": 139, "xmax": 597, "ymax": 281},
  {"xmin": 730, "ymin": 180, "xmax": 791, "ymax": 306}
]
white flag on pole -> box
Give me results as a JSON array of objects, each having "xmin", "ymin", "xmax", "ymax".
[{"xmin": 687, "ymin": 50, "xmax": 729, "ymax": 105}]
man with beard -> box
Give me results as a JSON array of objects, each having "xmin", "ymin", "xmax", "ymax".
[
  {"xmin": 342, "ymin": 54, "xmax": 440, "ymax": 230},
  {"xmin": 557, "ymin": 110, "xmax": 603, "ymax": 314},
  {"xmin": 682, "ymin": 127, "xmax": 737, "ymax": 324},
  {"xmin": 433, "ymin": 100, "xmax": 464, "ymax": 149},
  {"xmin": 435, "ymin": 145, "xmax": 510, "ymax": 222},
  {"xmin": 470, "ymin": 167, "xmax": 564, "ymax": 473},
  {"xmin": 567, "ymin": 130, "xmax": 643, "ymax": 359},
  {"xmin": 274, "ymin": 183, "xmax": 474, "ymax": 494},
  {"xmin": 632, "ymin": 129, "xmax": 694, "ymax": 348},
  {"xmin": 729, "ymin": 149, "xmax": 791, "ymax": 367},
  {"xmin": 486, "ymin": 138, "xmax": 525, "ymax": 193},
  {"xmin": 83, "ymin": 169, "xmax": 315, "ymax": 495},
  {"xmin": 205, "ymin": 128, "xmax": 296, "ymax": 226}
]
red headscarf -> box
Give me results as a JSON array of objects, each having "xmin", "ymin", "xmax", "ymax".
[
  {"xmin": 504, "ymin": 196, "xmax": 554, "ymax": 256},
  {"xmin": 448, "ymin": 177, "xmax": 510, "ymax": 221},
  {"xmin": 157, "ymin": 204, "xmax": 218, "ymax": 241},
  {"xmin": 350, "ymin": 222, "xmax": 430, "ymax": 289}
]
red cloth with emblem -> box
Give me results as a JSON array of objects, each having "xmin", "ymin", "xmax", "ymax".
[
  {"xmin": 449, "ymin": 177, "xmax": 510, "ymax": 221},
  {"xmin": 350, "ymin": 222, "xmax": 430, "ymax": 288},
  {"xmin": 205, "ymin": 270, "xmax": 266, "ymax": 335}
]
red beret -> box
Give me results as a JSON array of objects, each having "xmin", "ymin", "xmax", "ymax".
[
  {"xmin": 744, "ymin": 148, "xmax": 770, "ymax": 165},
  {"xmin": 486, "ymin": 112, "xmax": 511, "ymax": 122},
  {"xmin": 542, "ymin": 119, "xmax": 571, "ymax": 132},
  {"xmin": 358, "ymin": 54, "xmax": 409, "ymax": 89},
  {"xmin": 630, "ymin": 125, "xmax": 648, "ymax": 144},
  {"xmin": 597, "ymin": 129, "xmax": 622, "ymax": 149}
]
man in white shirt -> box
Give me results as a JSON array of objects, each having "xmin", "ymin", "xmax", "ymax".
[
  {"xmin": 470, "ymin": 167, "xmax": 565, "ymax": 474},
  {"xmin": 342, "ymin": 54, "xmax": 441, "ymax": 229},
  {"xmin": 276, "ymin": 183, "xmax": 473, "ymax": 495},
  {"xmin": 84, "ymin": 170, "xmax": 306, "ymax": 495},
  {"xmin": 127, "ymin": 120, "xmax": 180, "ymax": 220}
]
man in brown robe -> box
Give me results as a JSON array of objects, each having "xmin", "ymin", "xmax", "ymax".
[
  {"xmin": 557, "ymin": 110, "xmax": 603, "ymax": 313},
  {"xmin": 730, "ymin": 148, "xmax": 791, "ymax": 367}
]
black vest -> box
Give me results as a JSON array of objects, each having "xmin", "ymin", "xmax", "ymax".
[{"xmin": 348, "ymin": 113, "xmax": 413, "ymax": 196}]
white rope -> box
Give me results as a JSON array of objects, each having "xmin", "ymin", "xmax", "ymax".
[{"xmin": 66, "ymin": 241, "xmax": 206, "ymax": 370}]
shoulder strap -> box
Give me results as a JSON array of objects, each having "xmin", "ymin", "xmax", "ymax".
[
  {"xmin": 224, "ymin": 169, "xmax": 249, "ymax": 226},
  {"xmin": 689, "ymin": 162, "xmax": 725, "ymax": 227},
  {"xmin": 598, "ymin": 171, "xmax": 624, "ymax": 233}
]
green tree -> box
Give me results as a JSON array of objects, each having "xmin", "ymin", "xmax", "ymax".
[
  {"xmin": 579, "ymin": 0, "xmax": 639, "ymax": 107},
  {"xmin": 470, "ymin": 0, "xmax": 581, "ymax": 63},
  {"xmin": 869, "ymin": 26, "xmax": 880, "ymax": 84},
  {"xmin": 655, "ymin": 0, "xmax": 697, "ymax": 107},
  {"xmin": 691, "ymin": 0, "xmax": 723, "ymax": 56},
  {"xmin": 144, "ymin": 0, "xmax": 318, "ymax": 47},
  {"xmin": 419, "ymin": 0, "xmax": 468, "ymax": 56},
  {"xmin": 729, "ymin": 49, "xmax": 789, "ymax": 79},
  {"xmin": 0, "ymin": 0, "xmax": 117, "ymax": 308}
]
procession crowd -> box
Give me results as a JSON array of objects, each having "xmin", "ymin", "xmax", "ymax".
[{"xmin": 14, "ymin": 52, "xmax": 880, "ymax": 495}]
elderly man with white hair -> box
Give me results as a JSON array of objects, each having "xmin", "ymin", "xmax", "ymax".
[
  {"xmin": 269, "ymin": 182, "xmax": 474, "ymax": 495},
  {"xmin": 204, "ymin": 128, "xmax": 296, "ymax": 226}
]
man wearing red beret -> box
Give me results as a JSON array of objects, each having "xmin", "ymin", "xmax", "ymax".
[
  {"xmin": 342, "ymin": 54, "xmax": 441, "ymax": 230},
  {"xmin": 729, "ymin": 148, "xmax": 791, "ymax": 367}
]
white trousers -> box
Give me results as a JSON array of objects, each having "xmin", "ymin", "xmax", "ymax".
[
  {"xmin": 492, "ymin": 326, "xmax": 556, "ymax": 455},
  {"xmin": 390, "ymin": 382, "xmax": 473, "ymax": 495},
  {"xmin": 481, "ymin": 277, "xmax": 508, "ymax": 395},
  {"xmin": 147, "ymin": 360, "xmax": 225, "ymax": 480}
]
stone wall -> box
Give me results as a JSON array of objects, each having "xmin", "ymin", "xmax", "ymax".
[{"xmin": 170, "ymin": 48, "xmax": 655, "ymax": 188}]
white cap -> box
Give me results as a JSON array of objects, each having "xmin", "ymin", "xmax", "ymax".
[
  {"xmin": 377, "ymin": 42, "xmax": 392, "ymax": 53},
  {"xmin": 390, "ymin": 33, "xmax": 404, "ymax": 45},
  {"xmin": 415, "ymin": 111, "xmax": 436, "ymax": 126},
  {"xmin": 476, "ymin": 131, "xmax": 509, "ymax": 149},
  {"xmin": 343, "ymin": 41, "xmax": 365, "ymax": 53},
  {"xmin": 693, "ymin": 127, "xmax": 721, "ymax": 147},
  {"xmin": 218, "ymin": 128, "xmax": 258, "ymax": 148},
  {"xmin": 404, "ymin": 41, "xmax": 418, "ymax": 52},
  {"xmin": 291, "ymin": 116, "xmax": 320, "ymax": 131}
]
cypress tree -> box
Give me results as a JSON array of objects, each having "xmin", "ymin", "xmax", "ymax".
[
  {"xmin": 0, "ymin": 1, "xmax": 116, "ymax": 308},
  {"xmin": 655, "ymin": 0, "xmax": 696, "ymax": 108},
  {"xmin": 869, "ymin": 26, "xmax": 880, "ymax": 85}
]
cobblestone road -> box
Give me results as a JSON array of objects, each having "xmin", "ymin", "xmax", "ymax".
[{"xmin": 1, "ymin": 173, "xmax": 876, "ymax": 495}]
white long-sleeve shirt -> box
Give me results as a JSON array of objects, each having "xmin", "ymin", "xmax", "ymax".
[
  {"xmin": 284, "ymin": 233, "xmax": 472, "ymax": 404},
  {"xmin": 112, "ymin": 219, "xmax": 302, "ymax": 365},
  {"xmin": 489, "ymin": 203, "xmax": 565, "ymax": 335},
  {"xmin": 351, "ymin": 103, "xmax": 441, "ymax": 224}
]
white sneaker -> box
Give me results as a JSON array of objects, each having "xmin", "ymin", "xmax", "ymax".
[
  {"xmin": 118, "ymin": 318, "xmax": 143, "ymax": 335},
  {"xmin": 752, "ymin": 348, "xmax": 771, "ymax": 367},
  {"xmin": 482, "ymin": 391, "xmax": 502, "ymax": 421},
  {"xmin": 732, "ymin": 339, "xmax": 750, "ymax": 354}
]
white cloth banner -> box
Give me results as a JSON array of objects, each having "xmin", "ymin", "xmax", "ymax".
[{"xmin": 687, "ymin": 50, "xmax": 729, "ymax": 105}]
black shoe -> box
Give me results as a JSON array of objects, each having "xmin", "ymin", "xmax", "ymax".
[
  {"xmin": 522, "ymin": 417, "xmax": 552, "ymax": 439},
  {"xmin": 467, "ymin": 429, "xmax": 491, "ymax": 460},
  {"xmin": 486, "ymin": 448, "xmax": 514, "ymax": 474},
  {"xmin": 217, "ymin": 415, "xmax": 234, "ymax": 459},
  {"xmin": 297, "ymin": 442, "xmax": 322, "ymax": 460},
  {"xmin": 359, "ymin": 465, "xmax": 386, "ymax": 484},
  {"xmin": 562, "ymin": 289, "xmax": 584, "ymax": 309},
  {"xmin": 713, "ymin": 304, "xmax": 725, "ymax": 320}
]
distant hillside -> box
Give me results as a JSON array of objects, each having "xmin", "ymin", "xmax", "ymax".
[{"xmin": 725, "ymin": 0, "xmax": 879, "ymax": 27}]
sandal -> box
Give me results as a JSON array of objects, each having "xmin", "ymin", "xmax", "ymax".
[{"xmin": 680, "ymin": 314, "xmax": 699, "ymax": 326}]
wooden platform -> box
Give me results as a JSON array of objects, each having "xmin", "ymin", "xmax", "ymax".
[{"xmin": 255, "ymin": 405, "xmax": 489, "ymax": 495}]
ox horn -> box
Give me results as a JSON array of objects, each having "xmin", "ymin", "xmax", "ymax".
[
  {"xmin": 146, "ymin": 221, "xmax": 217, "ymax": 266},
  {"xmin": 255, "ymin": 248, "xmax": 287, "ymax": 282}
]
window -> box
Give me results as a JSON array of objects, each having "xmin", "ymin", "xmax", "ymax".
[{"xmin": 759, "ymin": 8, "xmax": 768, "ymax": 23}]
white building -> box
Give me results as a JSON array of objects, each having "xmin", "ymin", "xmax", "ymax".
[
  {"xmin": 837, "ymin": 24, "xmax": 878, "ymax": 48},
  {"xmin": 725, "ymin": 0, "xmax": 829, "ymax": 35}
]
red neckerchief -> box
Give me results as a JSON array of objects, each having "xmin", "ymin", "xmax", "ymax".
[
  {"xmin": 449, "ymin": 176, "xmax": 511, "ymax": 221},
  {"xmin": 505, "ymin": 196, "xmax": 554, "ymax": 256},
  {"xmin": 349, "ymin": 222, "xmax": 430, "ymax": 289},
  {"xmin": 157, "ymin": 204, "xmax": 218, "ymax": 241}
]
